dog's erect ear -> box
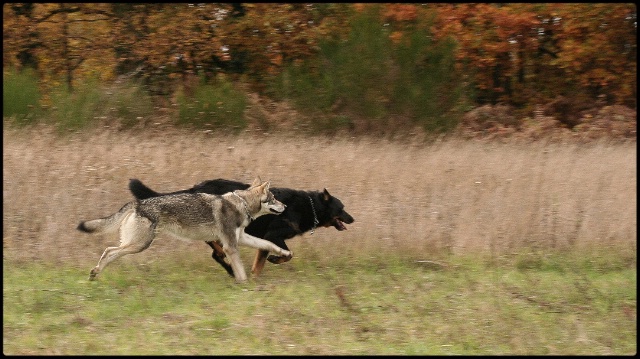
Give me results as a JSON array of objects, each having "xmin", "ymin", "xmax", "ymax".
[
  {"xmin": 250, "ymin": 177, "xmax": 261, "ymax": 188},
  {"xmin": 259, "ymin": 181, "xmax": 270, "ymax": 193},
  {"xmin": 323, "ymin": 188, "xmax": 331, "ymax": 201}
]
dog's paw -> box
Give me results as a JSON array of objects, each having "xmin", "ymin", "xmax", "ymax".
[
  {"xmin": 234, "ymin": 276, "xmax": 248, "ymax": 284},
  {"xmin": 89, "ymin": 268, "xmax": 98, "ymax": 281},
  {"xmin": 267, "ymin": 253, "xmax": 293, "ymax": 264}
]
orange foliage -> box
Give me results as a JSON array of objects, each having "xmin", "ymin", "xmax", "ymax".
[
  {"xmin": 3, "ymin": 3, "xmax": 636, "ymax": 108},
  {"xmin": 433, "ymin": 3, "xmax": 636, "ymax": 107},
  {"xmin": 382, "ymin": 4, "xmax": 417, "ymax": 22}
]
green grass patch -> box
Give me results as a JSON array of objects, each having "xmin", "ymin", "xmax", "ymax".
[
  {"xmin": 176, "ymin": 79, "xmax": 247, "ymax": 131},
  {"xmin": 3, "ymin": 67, "xmax": 43, "ymax": 125},
  {"xmin": 48, "ymin": 78, "xmax": 154, "ymax": 131},
  {"xmin": 3, "ymin": 70, "xmax": 155, "ymax": 132},
  {"xmin": 3, "ymin": 250, "xmax": 635, "ymax": 355},
  {"xmin": 48, "ymin": 80, "xmax": 104, "ymax": 131}
]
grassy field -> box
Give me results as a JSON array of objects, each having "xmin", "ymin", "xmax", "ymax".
[{"xmin": 3, "ymin": 125, "xmax": 637, "ymax": 354}]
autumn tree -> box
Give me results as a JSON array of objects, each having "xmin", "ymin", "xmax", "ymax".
[
  {"xmin": 3, "ymin": 3, "xmax": 636, "ymax": 121},
  {"xmin": 4, "ymin": 3, "xmax": 113, "ymax": 92},
  {"xmin": 544, "ymin": 3, "xmax": 637, "ymax": 107},
  {"xmin": 434, "ymin": 4, "xmax": 541, "ymax": 106},
  {"xmin": 104, "ymin": 3, "xmax": 350, "ymax": 94},
  {"xmin": 3, "ymin": 3, "xmax": 39, "ymax": 70},
  {"xmin": 214, "ymin": 3, "xmax": 351, "ymax": 87},
  {"xmin": 433, "ymin": 3, "xmax": 637, "ymax": 109}
]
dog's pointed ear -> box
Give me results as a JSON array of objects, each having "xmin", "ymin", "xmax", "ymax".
[
  {"xmin": 250, "ymin": 177, "xmax": 261, "ymax": 188},
  {"xmin": 255, "ymin": 181, "xmax": 269, "ymax": 194},
  {"xmin": 323, "ymin": 188, "xmax": 331, "ymax": 201}
]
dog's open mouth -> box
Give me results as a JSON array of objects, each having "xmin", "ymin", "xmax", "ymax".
[
  {"xmin": 332, "ymin": 218, "xmax": 347, "ymax": 231},
  {"xmin": 270, "ymin": 207, "xmax": 285, "ymax": 214}
]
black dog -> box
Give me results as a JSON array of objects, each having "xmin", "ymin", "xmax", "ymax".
[{"xmin": 129, "ymin": 178, "xmax": 354, "ymax": 277}]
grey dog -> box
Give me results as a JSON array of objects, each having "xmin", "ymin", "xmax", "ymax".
[{"xmin": 77, "ymin": 178, "xmax": 291, "ymax": 282}]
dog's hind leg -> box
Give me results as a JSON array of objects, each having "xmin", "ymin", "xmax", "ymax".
[
  {"xmin": 89, "ymin": 215, "xmax": 155, "ymax": 280},
  {"xmin": 206, "ymin": 241, "xmax": 234, "ymax": 277}
]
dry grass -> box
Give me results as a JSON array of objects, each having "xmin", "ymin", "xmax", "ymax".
[{"xmin": 3, "ymin": 125, "xmax": 636, "ymax": 265}]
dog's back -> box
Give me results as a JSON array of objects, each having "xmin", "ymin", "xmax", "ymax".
[
  {"xmin": 129, "ymin": 178, "xmax": 249, "ymax": 200},
  {"xmin": 137, "ymin": 193, "xmax": 221, "ymax": 224}
]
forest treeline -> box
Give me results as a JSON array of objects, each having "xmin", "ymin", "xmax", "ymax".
[{"xmin": 3, "ymin": 3, "xmax": 637, "ymax": 134}]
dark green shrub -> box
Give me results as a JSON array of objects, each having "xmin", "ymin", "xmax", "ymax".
[
  {"xmin": 176, "ymin": 80, "xmax": 247, "ymax": 131},
  {"xmin": 3, "ymin": 67, "xmax": 42, "ymax": 126},
  {"xmin": 269, "ymin": 6, "xmax": 464, "ymax": 134},
  {"xmin": 49, "ymin": 78, "xmax": 154, "ymax": 131},
  {"xmin": 49, "ymin": 79, "xmax": 104, "ymax": 131}
]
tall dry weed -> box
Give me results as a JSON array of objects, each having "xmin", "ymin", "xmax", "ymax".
[{"xmin": 3, "ymin": 125, "xmax": 636, "ymax": 266}]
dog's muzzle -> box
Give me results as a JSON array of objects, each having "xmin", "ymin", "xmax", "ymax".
[
  {"xmin": 270, "ymin": 204, "xmax": 286, "ymax": 214},
  {"xmin": 332, "ymin": 218, "xmax": 347, "ymax": 231},
  {"xmin": 331, "ymin": 214, "xmax": 354, "ymax": 231}
]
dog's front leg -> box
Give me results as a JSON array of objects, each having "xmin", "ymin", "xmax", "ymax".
[
  {"xmin": 222, "ymin": 243, "xmax": 247, "ymax": 282},
  {"xmin": 251, "ymin": 250, "xmax": 270, "ymax": 276},
  {"xmin": 240, "ymin": 232, "xmax": 292, "ymax": 259},
  {"xmin": 264, "ymin": 238, "xmax": 292, "ymax": 265}
]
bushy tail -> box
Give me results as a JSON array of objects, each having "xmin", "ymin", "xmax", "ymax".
[
  {"xmin": 129, "ymin": 178, "xmax": 161, "ymax": 200},
  {"xmin": 77, "ymin": 202, "xmax": 135, "ymax": 234}
]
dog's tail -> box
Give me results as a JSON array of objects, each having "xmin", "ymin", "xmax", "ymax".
[
  {"xmin": 77, "ymin": 202, "xmax": 136, "ymax": 234},
  {"xmin": 129, "ymin": 178, "xmax": 161, "ymax": 200}
]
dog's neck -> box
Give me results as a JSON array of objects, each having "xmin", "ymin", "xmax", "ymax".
[{"xmin": 232, "ymin": 191, "xmax": 255, "ymax": 222}]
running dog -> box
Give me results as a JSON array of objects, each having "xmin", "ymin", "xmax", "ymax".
[
  {"xmin": 78, "ymin": 179, "xmax": 290, "ymax": 282},
  {"xmin": 129, "ymin": 178, "xmax": 355, "ymax": 277}
]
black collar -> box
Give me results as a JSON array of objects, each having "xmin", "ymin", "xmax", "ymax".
[{"xmin": 308, "ymin": 196, "xmax": 320, "ymax": 234}]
